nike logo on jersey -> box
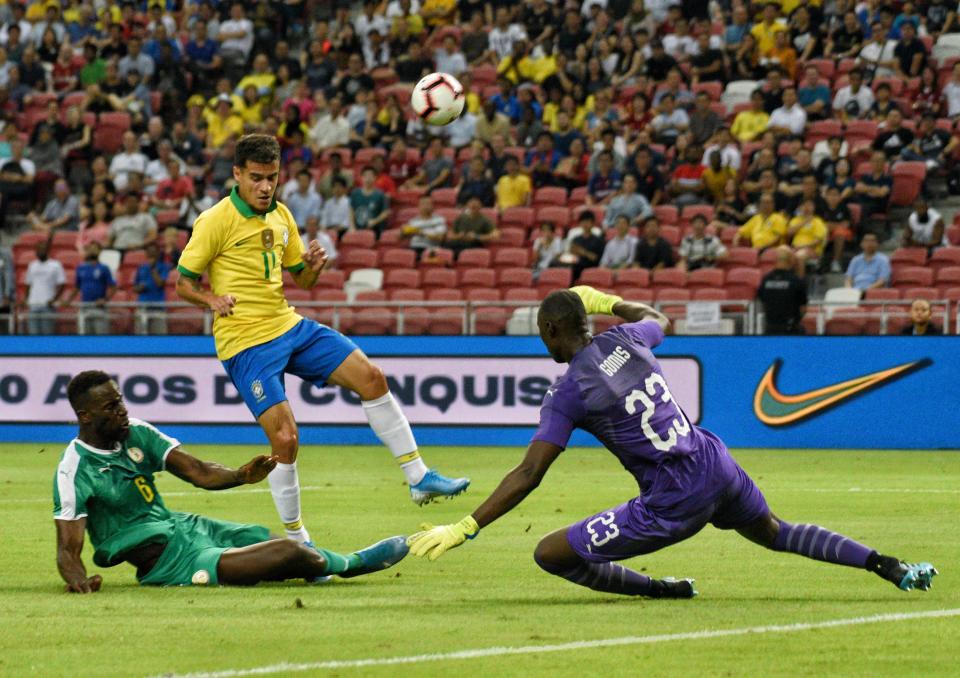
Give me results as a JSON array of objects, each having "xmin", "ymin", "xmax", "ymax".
[
  {"xmin": 234, "ymin": 238, "xmax": 250, "ymax": 247},
  {"xmin": 753, "ymin": 358, "xmax": 931, "ymax": 426}
]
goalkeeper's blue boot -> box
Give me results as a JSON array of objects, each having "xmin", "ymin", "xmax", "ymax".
[
  {"xmin": 303, "ymin": 541, "xmax": 332, "ymax": 584},
  {"xmin": 340, "ymin": 536, "xmax": 409, "ymax": 579},
  {"xmin": 410, "ymin": 469, "xmax": 470, "ymax": 506},
  {"xmin": 895, "ymin": 562, "xmax": 939, "ymax": 591}
]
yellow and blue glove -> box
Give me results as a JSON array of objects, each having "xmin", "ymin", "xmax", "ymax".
[
  {"xmin": 406, "ymin": 515, "xmax": 479, "ymax": 561},
  {"xmin": 570, "ymin": 285, "xmax": 623, "ymax": 315}
]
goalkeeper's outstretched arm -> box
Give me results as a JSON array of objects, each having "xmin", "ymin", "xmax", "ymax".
[
  {"xmin": 612, "ymin": 299, "xmax": 670, "ymax": 332},
  {"xmin": 471, "ymin": 441, "xmax": 564, "ymax": 529}
]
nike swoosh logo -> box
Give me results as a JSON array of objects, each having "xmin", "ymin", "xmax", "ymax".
[
  {"xmin": 234, "ymin": 239, "xmax": 250, "ymax": 247},
  {"xmin": 754, "ymin": 358, "xmax": 931, "ymax": 427}
]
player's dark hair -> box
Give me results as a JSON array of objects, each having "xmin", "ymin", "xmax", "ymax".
[
  {"xmin": 67, "ymin": 371, "xmax": 112, "ymax": 413},
  {"xmin": 540, "ymin": 290, "xmax": 588, "ymax": 333},
  {"xmin": 235, "ymin": 134, "xmax": 280, "ymax": 168}
]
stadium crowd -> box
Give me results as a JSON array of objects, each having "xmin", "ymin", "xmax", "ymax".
[{"xmin": 1, "ymin": 0, "xmax": 959, "ymax": 336}]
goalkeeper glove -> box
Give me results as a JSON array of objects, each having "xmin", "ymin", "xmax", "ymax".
[
  {"xmin": 570, "ymin": 285, "xmax": 623, "ymax": 316},
  {"xmin": 406, "ymin": 515, "xmax": 479, "ymax": 561}
]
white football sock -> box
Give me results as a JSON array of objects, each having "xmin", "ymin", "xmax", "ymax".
[
  {"xmin": 362, "ymin": 392, "xmax": 428, "ymax": 485},
  {"xmin": 267, "ymin": 462, "xmax": 311, "ymax": 543}
]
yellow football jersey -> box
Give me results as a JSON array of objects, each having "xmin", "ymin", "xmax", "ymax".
[{"xmin": 178, "ymin": 187, "xmax": 306, "ymax": 360}]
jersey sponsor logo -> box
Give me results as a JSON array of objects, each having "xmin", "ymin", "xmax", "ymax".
[
  {"xmin": 598, "ymin": 346, "xmax": 631, "ymax": 377},
  {"xmin": 753, "ymin": 358, "xmax": 931, "ymax": 426},
  {"xmin": 127, "ymin": 447, "xmax": 144, "ymax": 463},
  {"xmin": 261, "ymin": 228, "xmax": 274, "ymax": 249},
  {"xmin": 251, "ymin": 379, "xmax": 266, "ymax": 403}
]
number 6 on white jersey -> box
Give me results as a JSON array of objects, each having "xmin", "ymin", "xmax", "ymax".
[{"xmin": 624, "ymin": 373, "xmax": 691, "ymax": 452}]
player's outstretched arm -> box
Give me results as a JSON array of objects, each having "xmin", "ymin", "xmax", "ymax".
[
  {"xmin": 612, "ymin": 300, "xmax": 670, "ymax": 332},
  {"xmin": 165, "ymin": 448, "xmax": 279, "ymax": 491},
  {"xmin": 570, "ymin": 285, "xmax": 670, "ymax": 331},
  {"xmin": 407, "ymin": 441, "xmax": 563, "ymax": 561},
  {"xmin": 55, "ymin": 518, "xmax": 102, "ymax": 594}
]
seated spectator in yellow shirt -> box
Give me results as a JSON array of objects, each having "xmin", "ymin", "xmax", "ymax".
[
  {"xmin": 734, "ymin": 192, "xmax": 788, "ymax": 249},
  {"xmin": 204, "ymin": 94, "xmax": 245, "ymax": 148},
  {"xmin": 495, "ymin": 155, "xmax": 532, "ymax": 210},
  {"xmin": 234, "ymin": 53, "xmax": 277, "ymax": 105},
  {"xmin": 750, "ymin": 4, "xmax": 787, "ymax": 56},
  {"xmin": 788, "ymin": 198, "xmax": 828, "ymax": 277},
  {"xmin": 731, "ymin": 90, "xmax": 770, "ymax": 142},
  {"xmin": 703, "ymin": 150, "xmax": 737, "ymax": 202}
]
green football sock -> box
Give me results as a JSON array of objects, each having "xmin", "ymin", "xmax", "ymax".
[{"xmin": 315, "ymin": 548, "xmax": 362, "ymax": 575}]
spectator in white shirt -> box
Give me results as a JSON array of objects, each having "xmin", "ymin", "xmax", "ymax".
[
  {"xmin": 24, "ymin": 241, "xmax": 65, "ymax": 335},
  {"xmin": 532, "ymin": 222, "xmax": 565, "ymax": 272},
  {"xmin": 402, "ymin": 196, "xmax": 447, "ymax": 256},
  {"xmin": 320, "ymin": 177, "xmax": 353, "ymax": 232},
  {"xmin": 301, "ymin": 216, "xmax": 338, "ymax": 267},
  {"xmin": 487, "ymin": 7, "xmax": 528, "ymax": 61},
  {"xmin": 832, "ymin": 68, "xmax": 875, "ymax": 120},
  {"xmin": 768, "ymin": 87, "xmax": 808, "ymax": 137},
  {"xmin": 942, "ymin": 62, "xmax": 960, "ymax": 118},
  {"xmin": 386, "ymin": 0, "xmax": 421, "ymax": 19},
  {"xmin": 662, "ymin": 17, "xmax": 696, "ymax": 61},
  {"xmin": 308, "ymin": 97, "xmax": 351, "ymax": 151},
  {"xmin": 902, "ymin": 198, "xmax": 946, "ymax": 249},
  {"xmin": 599, "ymin": 215, "xmax": 638, "ymax": 269},
  {"xmin": 218, "ymin": 3, "xmax": 254, "ymax": 66},
  {"xmin": 858, "ymin": 22, "xmax": 898, "ymax": 80},
  {"xmin": 354, "ymin": 1, "xmax": 390, "ymax": 48},
  {"xmin": 701, "ymin": 128, "xmax": 742, "ymax": 170},
  {"xmin": 109, "ymin": 131, "xmax": 150, "ymax": 193},
  {"xmin": 144, "ymin": 141, "xmax": 186, "ymax": 194},
  {"xmin": 435, "ymin": 35, "xmax": 468, "ymax": 76}
]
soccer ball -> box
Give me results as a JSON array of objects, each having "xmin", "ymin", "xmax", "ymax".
[{"xmin": 410, "ymin": 72, "xmax": 465, "ymax": 126}]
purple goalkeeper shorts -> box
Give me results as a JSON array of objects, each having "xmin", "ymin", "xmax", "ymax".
[{"xmin": 566, "ymin": 463, "xmax": 770, "ymax": 563}]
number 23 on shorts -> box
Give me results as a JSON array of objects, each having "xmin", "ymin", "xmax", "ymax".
[{"xmin": 586, "ymin": 511, "xmax": 620, "ymax": 547}]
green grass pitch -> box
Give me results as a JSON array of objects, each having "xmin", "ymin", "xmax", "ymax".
[{"xmin": 1, "ymin": 443, "xmax": 957, "ymax": 677}]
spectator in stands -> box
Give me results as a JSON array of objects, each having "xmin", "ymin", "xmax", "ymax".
[
  {"xmin": 798, "ymin": 65, "xmax": 831, "ymax": 121},
  {"xmin": 314, "ymin": 153, "xmax": 352, "ymax": 201},
  {"xmin": 869, "ymin": 82, "xmax": 897, "ymax": 121},
  {"xmin": 457, "ymin": 156, "xmax": 495, "ymax": 207},
  {"xmin": 118, "ymin": 37, "xmax": 155, "ymax": 84},
  {"xmin": 858, "ymin": 21, "xmax": 897, "ymax": 81},
  {"xmin": 524, "ymin": 131, "xmax": 560, "ymax": 188},
  {"xmin": 734, "ymin": 192, "xmax": 787, "ymax": 250},
  {"xmin": 308, "ymin": 96, "xmax": 350, "ymax": 151},
  {"xmin": 27, "ymin": 179, "xmax": 79, "ymax": 234},
  {"xmin": 587, "ymin": 128, "xmax": 626, "ymax": 175},
  {"xmin": 350, "ymin": 166, "xmax": 390, "ymax": 235},
  {"xmin": 108, "ymin": 193, "xmax": 157, "ymax": 253},
  {"xmin": 286, "ymin": 170, "xmax": 323, "ymax": 227},
  {"xmin": 495, "ymin": 155, "xmax": 532, "ymax": 210},
  {"xmin": 702, "ymin": 150, "xmax": 736, "ymax": 203},
  {"xmin": 712, "ymin": 178, "xmax": 748, "ymax": 230},
  {"xmin": 763, "ymin": 30, "xmax": 797, "ymax": 80},
  {"xmin": 724, "ymin": 4, "xmax": 750, "ymax": 57},
  {"xmin": 447, "ymin": 196, "xmax": 498, "ymax": 253},
  {"xmin": 586, "ymin": 150, "xmax": 622, "ymax": 205},
  {"xmin": 336, "ymin": 53, "xmax": 375, "ymax": 104},
  {"xmin": 873, "ymin": 109, "xmax": 913, "ymax": 160},
  {"xmin": 532, "ymin": 221, "xmax": 564, "ymax": 273},
  {"xmin": 62, "ymin": 241, "xmax": 115, "ymax": 336},
  {"xmin": 788, "ymin": 198, "xmax": 828, "ymax": 277},
  {"xmin": 152, "ymin": 158, "xmax": 195, "ymax": 211},
  {"xmin": 758, "ymin": 246, "xmax": 807, "ymax": 335},
  {"xmin": 688, "ymin": 92, "xmax": 722, "ymax": 146},
  {"xmin": 405, "ymin": 136, "xmax": 453, "ymax": 191},
  {"xmin": 903, "ymin": 113, "xmax": 958, "ymax": 172},
  {"xmin": 632, "ymin": 217, "xmax": 674, "ymax": 271},
  {"xmin": 109, "ymin": 132, "xmax": 149, "ymax": 194},
  {"xmin": 690, "ymin": 31, "xmax": 725, "ymax": 84},
  {"xmin": 893, "ymin": 21, "xmax": 926, "ymax": 79},
  {"xmin": 854, "ymin": 151, "xmax": 892, "ymax": 228},
  {"xmin": 902, "ymin": 298, "xmax": 942, "ymax": 335},
  {"xmin": 402, "ymin": 195, "xmax": 447, "ymax": 258},
  {"xmin": 0, "ymin": 245, "xmax": 12, "ymax": 332},
  {"xmin": 845, "ymin": 233, "xmax": 891, "ymax": 291},
  {"xmin": 599, "ymin": 215, "xmax": 638, "ymax": 269},
  {"xmin": 701, "ymin": 127, "xmax": 742, "ymax": 171},
  {"xmin": 218, "ymin": 2, "xmax": 255, "ymax": 74},
  {"xmin": 778, "ymin": 149, "xmax": 816, "ymax": 213},
  {"xmin": 144, "ymin": 139, "xmax": 181, "ymax": 190},
  {"xmin": 731, "ymin": 90, "xmax": 769, "ymax": 143},
  {"xmin": 24, "ymin": 241, "xmax": 65, "ymax": 335},
  {"xmin": 184, "ymin": 18, "xmax": 223, "ymax": 94},
  {"xmin": 832, "ymin": 68, "xmax": 874, "ymax": 122},
  {"xmin": 0, "ymin": 137, "xmax": 35, "ymax": 222},
  {"xmin": 767, "ymin": 87, "xmax": 807, "ymax": 138},
  {"xmin": 817, "ymin": 185, "xmax": 856, "ymax": 273},
  {"xmin": 160, "ymin": 227, "xmax": 181, "ymax": 268},
  {"xmin": 133, "ymin": 242, "xmax": 170, "ymax": 335},
  {"xmin": 825, "ymin": 10, "xmax": 864, "ymax": 59},
  {"xmin": 301, "ymin": 215, "xmax": 338, "ymax": 268},
  {"xmin": 320, "ymin": 177, "xmax": 353, "ymax": 233},
  {"xmin": 648, "ymin": 93, "xmax": 689, "ymax": 146},
  {"xmin": 751, "ymin": 2, "xmax": 786, "ymax": 58},
  {"xmin": 604, "ymin": 174, "xmax": 653, "ymax": 227},
  {"xmin": 435, "ymin": 33, "xmax": 466, "ymax": 76},
  {"xmin": 902, "ymin": 198, "xmax": 946, "ymax": 250},
  {"xmin": 563, "ymin": 217, "xmax": 606, "ymax": 280},
  {"xmin": 677, "ymin": 215, "xmax": 727, "ymax": 272},
  {"xmin": 476, "ymin": 99, "xmax": 514, "ymax": 146},
  {"xmin": 943, "ymin": 62, "xmax": 960, "ymax": 120},
  {"xmin": 669, "ymin": 144, "xmax": 707, "ymax": 207},
  {"xmin": 205, "ymin": 93, "xmax": 245, "ymax": 150}
]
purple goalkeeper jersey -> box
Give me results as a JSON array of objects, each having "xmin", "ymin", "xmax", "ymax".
[{"xmin": 533, "ymin": 320, "xmax": 738, "ymax": 515}]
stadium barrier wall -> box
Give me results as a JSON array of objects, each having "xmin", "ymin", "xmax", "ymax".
[{"xmin": 0, "ymin": 335, "xmax": 956, "ymax": 450}]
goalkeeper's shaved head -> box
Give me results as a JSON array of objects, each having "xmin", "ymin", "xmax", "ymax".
[{"xmin": 538, "ymin": 290, "xmax": 591, "ymax": 364}]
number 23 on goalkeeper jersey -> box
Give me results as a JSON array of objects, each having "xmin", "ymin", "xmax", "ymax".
[{"xmin": 177, "ymin": 186, "xmax": 307, "ymax": 361}]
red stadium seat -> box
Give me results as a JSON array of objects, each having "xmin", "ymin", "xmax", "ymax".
[
  {"xmin": 692, "ymin": 288, "xmax": 729, "ymax": 301},
  {"xmin": 615, "ymin": 268, "xmax": 650, "ymax": 289},
  {"xmin": 892, "ymin": 266, "xmax": 934, "ymax": 289},
  {"xmin": 651, "ymin": 268, "xmax": 687, "ymax": 290},
  {"xmin": 340, "ymin": 250, "xmax": 379, "ymax": 275},
  {"xmin": 805, "ymin": 119, "xmax": 843, "ymax": 146},
  {"xmin": 660, "ymin": 225, "xmax": 681, "ymax": 247},
  {"xmin": 421, "ymin": 268, "xmax": 458, "ymax": 291},
  {"xmin": 687, "ymin": 268, "xmax": 725, "ymax": 291},
  {"xmin": 569, "ymin": 186, "xmax": 589, "ymax": 206},
  {"xmin": 592, "ymin": 315, "xmax": 626, "ymax": 334},
  {"xmin": 456, "ymin": 248, "xmax": 492, "ymax": 270},
  {"xmin": 826, "ymin": 309, "xmax": 867, "ymax": 335},
  {"xmin": 653, "ymin": 205, "xmax": 679, "ymax": 224},
  {"xmin": 98, "ymin": 111, "xmax": 132, "ymax": 131},
  {"xmin": 460, "ymin": 268, "xmax": 497, "ymax": 292},
  {"xmin": 383, "ymin": 268, "xmax": 421, "ymax": 290},
  {"xmin": 617, "ymin": 287, "xmax": 655, "ymax": 303},
  {"xmin": 379, "ymin": 248, "xmax": 417, "ymax": 274},
  {"xmin": 890, "ymin": 248, "xmax": 928, "ymax": 267},
  {"xmin": 500, "ymin": 207, "xmax": 536, "ymax": 230},
  {"xmin": 902, "ymin": 287, "xmax": 941, "ymax": 300},
  {"xmin": 935, "ymin": 266, "xmax": 960, "ymax": 292},
  {"xmin": 354, "ymin": 147, "xmax": 386, "ymax": 166},
  {"xmin": 804, "ymin": 58, "xmax": 835, "ymax": 81},
  {"xmin": 536, "ymin": 206, "xmax": 571, "ymax": 229},
  {"xmin": 493, "ymin": 248, "xmax": 530, "ymax": 270},
  {"xmin": 498, "ymin": 267, "xmax": 533, "ymax": 289},
  {"xmin": 691, "ymin": 81, "xmax": 722, "ymax": 100},
  {"xmin": 496, "ymin": 228, "xmax": 526, "ymax": 248},
  {"xmin": 430, "ymin": 188, "xmax": 458, "ymax": 207},
  {"xmin": 890, "ymin": 162, "xmax": 927, "ymax": 207},
  {"xmin": 721, "ymin": 247, "xmax": 759, "ymax": 269},
  {"xmin": 377, "ymin": 228, "xmax": 404, "ymax": 249},
  {"xmin": 536, "ymin": 268, "xmax": 573, "ymax": 297},
  {"xmin": 864, "ymin": 288, "xmax": 901, "ymax": 301},
  {"xmin": 929, "ymin": 247, "xmax": 960, "ymax": 272},
  {"xmin": 417, "ymin": 247, "xmax": 454, "ymax": 268},
  {"xmin": 680, "ymin": 205, "xmax": 715, "ymax": 224},
  {"xmin": 339, "ymin": 229, "xmax": 376, "ymax": 253},
  {"xmin": 393, "ymin": 188, "xmax": 426, "ymax": 207},
  {"xmin": 948, "ymin": 224, "xmax": 960, "ymax": 246},
  {"xmin": 724, "ymin": 267, "xmax": 762, "ymax": 300},
  {"xmin": 578, "ymin": 268, "xmax": 615, "ymax": 288},
  {"xmin": 532, "ymin": 186, "xmax": 568, "ymax": 207}
]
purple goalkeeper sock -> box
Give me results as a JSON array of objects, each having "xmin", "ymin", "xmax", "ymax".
[
  {"xmin": 773, "ymin": 520, "xmax": 875, "ymax": 569},
  {"xmin": 553, "ymin": 560, "xmax": 654, "ymax": 596}
]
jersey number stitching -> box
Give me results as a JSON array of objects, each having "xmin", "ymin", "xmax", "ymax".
[
  {"xmin": 134, "ymin": 476, "xmax": 155, "ymax": 503},
  {"xmin": 624, "ymin": 373, "xmax": 691, "ymax": 452},
  {"xmin": 586, "ymin": 511, "xmax": 620, "ymax": 547},
  {"xmin": 260, "ymin": 250, "xmax": 277, "ymax": 280}
]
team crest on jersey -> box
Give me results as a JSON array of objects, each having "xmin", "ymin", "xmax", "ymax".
[
  {"xmin": 261, "ymin": 228, "xmax": 274, "ymax": 249},
  {"xmin": 251, "ymin": 379, "xmax": 265, "ymax": 402},
  {"xmin": 127, "ymin": 447, "xmax": 144, "ymax": 463}
]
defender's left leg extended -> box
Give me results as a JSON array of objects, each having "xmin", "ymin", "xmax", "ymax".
[
  {"xmin": 532, "ymin": 499, "xmax": 699, "ymax": 599},
  {"xmin": 715, "ymin": 464, "xmax": 938, "ymax": 592}
]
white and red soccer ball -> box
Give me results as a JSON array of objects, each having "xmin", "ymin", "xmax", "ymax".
[{"xmin": 410, "ymin": 72, "xmax": 465, "ymax": 126}]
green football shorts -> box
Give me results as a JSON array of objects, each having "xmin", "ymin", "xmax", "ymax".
[{"xmin": 137, "ymin": 512, "xmax": 270, "ymax": 586}]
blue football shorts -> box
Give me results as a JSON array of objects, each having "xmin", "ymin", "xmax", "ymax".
[{"xmin": 222, "ymin": 318, "xmax": 358, "ymax": 419}]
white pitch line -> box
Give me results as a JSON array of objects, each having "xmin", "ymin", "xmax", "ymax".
[
  {"xmin": 5, "ymin": 485, "xmax": 960, "ymax": 506},
  {"xmin": 159, "ymin": 608, "xmax": 960, "ymax": 678}
]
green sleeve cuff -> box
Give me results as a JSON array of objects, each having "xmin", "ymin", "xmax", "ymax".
[
  {"xmin": 177, "ymin": 265, "xmax": 200, "ymax": 279},
  {"xmin": 285, "ymin": 261, "xmax": 306, "ymax": 273}
]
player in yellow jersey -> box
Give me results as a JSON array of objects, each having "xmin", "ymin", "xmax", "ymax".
[{"xmin": 176, "ymin": 135, "xmax": 469, "ymax": 549}]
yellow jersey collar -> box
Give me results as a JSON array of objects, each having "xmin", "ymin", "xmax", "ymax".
[{"xmin": 230, "ymin": 185, "xmax": 278, "ymax": 218}]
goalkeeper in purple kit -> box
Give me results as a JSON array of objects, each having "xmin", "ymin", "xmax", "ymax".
[{"xmin": 407, "ymin": 287, "xmax": 938, "ymax": 598}]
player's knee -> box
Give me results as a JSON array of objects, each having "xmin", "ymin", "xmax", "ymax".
[
  {"xmin": 272, "ymin": 427, "xmax": 299, "ymax": 455},
  {"xmin": 357, "ymin": 363, "xmax": 388, "ymax": 400},
  {"xmin": 294, "ymin": 542, "xmax": 326, "ymax": 569},
  {"xmin": 533, "ymin": 540, "xmax": 564, "ymax": 574}
]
